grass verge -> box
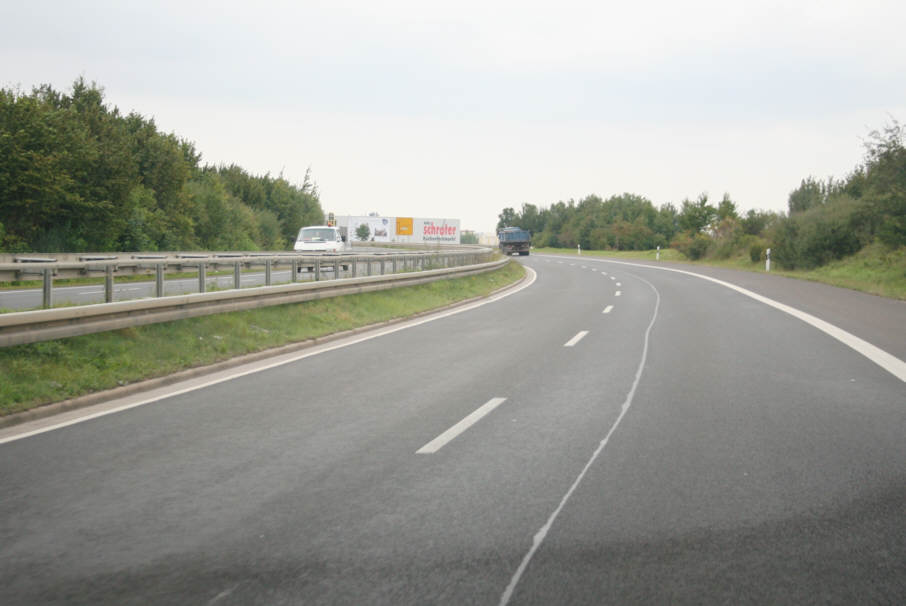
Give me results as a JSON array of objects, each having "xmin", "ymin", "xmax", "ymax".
[
  {"xmin": 533, "ymin": 245, "xmax": 906, "ymax": 300},
  {"xmin": 0, "ymin": 261, "xmax": 525, "ymax": 416}
]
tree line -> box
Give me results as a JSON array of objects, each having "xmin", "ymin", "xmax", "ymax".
[
  {"xmin": 497, "ymin": 120, "xmax": 905, "ymax": 270},
  {"xmin": 0, "ymin": 78, "xmax": 324, "ymax": 252}
]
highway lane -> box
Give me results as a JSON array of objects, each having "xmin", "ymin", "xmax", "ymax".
[
  {"xmin": 0, "ymin": 268, "xmax": 346, "ymax": 310},
  {"xmin": 0, "ymin": 247, "xmax": 430, "ymax": 310},
  {"xmin": 1, "ymin": 257, "xmax": 904, "ymax": 604}
]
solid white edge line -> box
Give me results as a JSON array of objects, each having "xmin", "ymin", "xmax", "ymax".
[
  {"xmin": 499, "ymin": 273, "xmax": 661, "ymax": 606},
  {"xmin": 540, "ymin": 254, "xmax": 906, "ymax": 383},
  {"xmin": 563, "ymin": 331, "xmax": 589, "ymax": 347},
  {"xmin": 0, "ymin": 267, "xmax": 538, "ymax": 445},
  {"xmin": 603, "ymin": 259, "xmax": 906, "ymax": 382},
  {"xmin": 615, "ymin": 291, "xmax": 622, "ymax": 297},
  {"xmin": 602, "ymin": 305, "xmax": 614, "ymax": 314},
  {"xmin": 416, "ymin": 397, "xmax": 508, "ymax": 454}
]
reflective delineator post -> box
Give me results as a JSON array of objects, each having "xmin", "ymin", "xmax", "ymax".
[
  {"xmin": 656, "ymin": 245, "xmax": 660, "ymax": 261},
  {"xmin": 766, "ymin": 248, "xmax": 771, "ymax": 272}
]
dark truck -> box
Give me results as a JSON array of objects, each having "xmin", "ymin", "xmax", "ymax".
[{"xmin": 498, "ymin": 227, "xmax": 531, "ymax": 256}]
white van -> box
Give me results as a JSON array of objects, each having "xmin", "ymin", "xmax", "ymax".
[{"xmin": 293, "ymin": 226, "xmax": 344, "ymax": 252}]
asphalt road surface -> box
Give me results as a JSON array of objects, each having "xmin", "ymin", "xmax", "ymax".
[
  {"xmin": 0, "ymin": 267, "xmax": 346, "ymax": 310},
  {"xmin": 1, "ymin": 255, "xmax": 904, "ymax": 605}
]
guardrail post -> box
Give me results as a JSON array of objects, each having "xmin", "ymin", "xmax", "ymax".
[
  {"xmin": 265, "ymin": 259, "xmax": 272, "ymax": 286},
  {"xmin": 42, "ymin": 268, "xmax": 53, "ymax": 309},
  {"xmin": 155, "ymin": 264, "xmax": 164, "ymax": 297},
  {"xmin": 291, "ymin": 259, "xmax": 298, "ymax": 282},
  {"xmin": 380, "ymin": 259, "xmax": 385, "ymax": 275},
  {"xmin": 105, "ymin": 265, "xmax": 114, "ymax": 303},
  {"xmin": 367, "ymin": 259, "xmax": 373, "ymax": 276},
  {"xmin": 351, "ymin": 258, "xmax": 357, "ymax": 277},
  {"xmin": 315, "ymin": 259, "xmax": 321, "ymax": 281},
  {"xmin": 392, "ymin": 257, "xmax": 398, "ymax": 274},
  {"xmin": 198, "ymin": 263, "xmax": 206, "ymax": 293},
  {"xmin": 234, "ymin": 262, "xmax": 241, "ymax": 289}
]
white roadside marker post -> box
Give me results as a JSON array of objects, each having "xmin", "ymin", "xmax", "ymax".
[{"xmin": 766, "ymin": 247, "xmax": 771, "ymax": 272}]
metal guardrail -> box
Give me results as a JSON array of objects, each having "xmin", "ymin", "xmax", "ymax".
[
  {"xmin": 0, "ymin": 253, "xmax": 506, "ymax": 347},
  {"xmin": 0, "ymin": 249, "xmax": 492, "ymax": 309}
]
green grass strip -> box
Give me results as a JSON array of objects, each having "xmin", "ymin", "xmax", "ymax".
[{"xmin": 0, "ymin": 261, "xmax": 525, "ymax": 416}]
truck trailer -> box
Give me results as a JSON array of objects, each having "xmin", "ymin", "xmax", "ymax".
[{"xmin": 498, "ymin": 227, "xmax": 531, "ymax": 256}]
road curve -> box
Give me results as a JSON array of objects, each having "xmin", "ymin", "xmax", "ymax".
[{"xmin": 1, "ymin": 256, "xmax": 903, "ymax": 605}]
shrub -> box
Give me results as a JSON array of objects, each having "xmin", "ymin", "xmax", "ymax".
[
  {"xmin": 672, "ymin": 232, "xmax": 712, "ymax": 260},
  {"xmin": 770, "ymin": 196, "xmax": 870, "ymax": 269},
  {"xmin": 750, "ymin": 242, "xmax": 764, "ymax": 263}
]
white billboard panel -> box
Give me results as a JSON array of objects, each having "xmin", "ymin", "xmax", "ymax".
[
  {"xmin": 416, "ymin": 218, "xmax": 460, "ymax": 244},
  {"xmin": 345, "ymin": 216, "xmax": 395, "ymax": 243},
  {"xmin": 340, "ymin": 216, "xmax": 460, "ymax": 244}
]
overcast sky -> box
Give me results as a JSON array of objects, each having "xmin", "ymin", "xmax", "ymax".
[{"xmin": 3, "ymin": 0, "xmax": 905, "ymax": 232}]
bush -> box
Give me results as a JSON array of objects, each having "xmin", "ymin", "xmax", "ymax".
[
  {"xmin": 750, "ymin": 242, "xmax": 764, "ymax": 262},
  {"xmin": 672, "ymin": 232, "xmax": 712, "ymax": 260},
  {"xmin": 770, "ymin": 196, "xmax": 870, "ymax": 269}
]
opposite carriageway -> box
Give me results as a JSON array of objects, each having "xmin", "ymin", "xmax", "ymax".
[{"xmin": 0, "ymin": 246, "xmax": 502, "ymax": 347}]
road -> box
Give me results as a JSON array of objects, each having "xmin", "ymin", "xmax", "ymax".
[
  {"xmin": 1, "ymin": 255, "xmax": 904, "ymax": 604},
  {"xmin": 0, "ymin": 268, "xmax": 346, "ymax": 310}
]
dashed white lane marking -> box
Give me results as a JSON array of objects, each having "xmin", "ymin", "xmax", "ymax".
[
  {"xmin": 601, "ymin": 271, "xmax": 607, "ymax": 275},
  {"xmin": 546, "ymin": 255, "xmax": 906, "ymax": 383},
  {"xmin": 610, "ymin": 276, "xmax": 616, "ymax": 280},
  {"xmin": 500, "ymin": 274, "xmax": 662, "ymax": 606},
  {"xmin": 416, "ymin": 398, "xmax": 508, "ymax": 454},
  {"xmin": 615, "ymin": 291, "xmax": 622, "ymax": 297},
  {"xmin": 563, "ymin": 331, "xmax": 589, "ymax": 347},
  {"xmin": 602, "ymin": 305, "xmax": 614, "ymax": 314},
  {"xmin": 616, "ymin": 282, "xmax": 621, "ymax": 287}
]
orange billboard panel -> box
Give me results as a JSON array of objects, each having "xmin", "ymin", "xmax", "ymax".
[{"xmin": 396, "ymin": 217, "xmax": 414, "ymax": 235}]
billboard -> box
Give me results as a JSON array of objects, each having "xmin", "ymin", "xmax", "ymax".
[
  {"xmin": 347, "ymin": 216, "xmax": 395, "ymax": 242},
  {"xmin": 396, "ymin": 217, "xmax": 414, "ymax": 236},
  {"xmin": 340, "ymin": 216, "xmax": 460, "ymax": 244},
  {"xmin": 417, "ymin": 218, "xmax": 460, "ymax": 243}
]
